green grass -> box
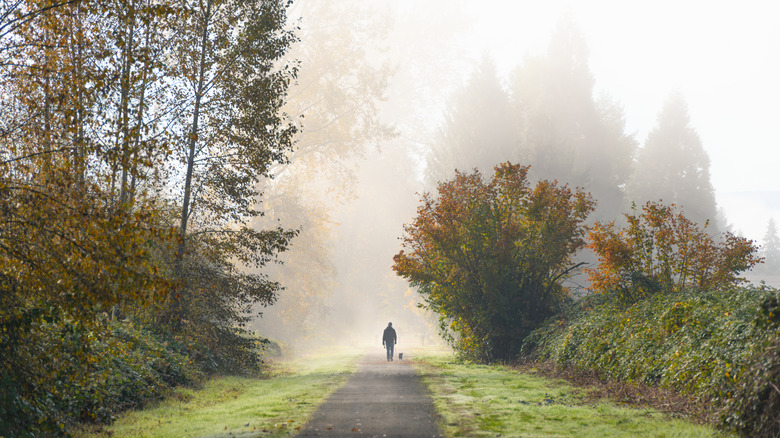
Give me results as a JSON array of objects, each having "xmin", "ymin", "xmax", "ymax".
[
  {"xmin": 76, "ymin": 348, "xmax": 728, "ymax": 437},
  {"xmin": 75, "ymin": 350, "xmax": 362, "ymax": 438},
  {"xmin": 414, "ymin": 351, "xmax": 727, "ymax": 437}
]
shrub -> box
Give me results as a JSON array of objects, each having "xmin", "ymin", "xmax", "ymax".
[
  {"xmin": 522, "ymin": 286, "xmax": 780, "ymax": 435},
  {"xmin": 588, "ymin": 201, "xmax": 761, "ymax": 305},
  {"xmin": 721, "ymin": 296, "xmax": 780, "ymax": 437},
  {"xmin": 0, "ymin": 319, "xmax": 202, "ymax": 437}
]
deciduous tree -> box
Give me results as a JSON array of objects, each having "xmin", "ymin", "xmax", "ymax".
[
  {"xmin": 393, "ymin": 162, "xmax": 595, "ymax": 362},
  {"xmin": 0, "ymin": 2, "xmax": 183, "ymax": 430},
  {"xmin": 169, "ymin": 0, "xmax": 297, "ymax": 252},
  {"xmin": 0, "ymin": 0, "xmax": 178, "ymax": 332},
  {"xmin": 0, "ymin": 3, "xmax": 301, "ymax": 427},
  {"xmin": 161, "ymin": 0, "xmax": 299, "ymax": 330}
]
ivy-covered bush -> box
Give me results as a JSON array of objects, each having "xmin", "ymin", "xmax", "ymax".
[
  {"xmin": 522, "ymin": 286, "xmax": 780, "ymax": 435},
  {"xmin": 721, "ymin": 295, "xmax": 780, "ymax": 437},
  {"xmin": 0, "ymin": 319, "xmax": 203, "ymax": 436},
  {"xmin": 1, "ymin": 314, "xmax": 279, "ymax": 437}
]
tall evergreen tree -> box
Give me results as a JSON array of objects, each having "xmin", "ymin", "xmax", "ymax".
[
  {"xmin": 426, "ymin": 55, "xmax": 516, "ymax": 185},
  {"xmin": 510, "ymin": 15, "xmax": 636, "ymax": 221},
  {"xmin": 627, "ymin": 91, "xmax": 718, "ymax": 232},
  {"xmin": 761, "ymin": 218, "xmax": 780, "ymax": 275}
]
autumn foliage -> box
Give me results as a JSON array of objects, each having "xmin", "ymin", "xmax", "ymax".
[
  {"xmin": 393, "ymin": 163, "xmax": 595, "ymax": 362},
  {"xmin": 524, "ymin": 202, "xmax": 773, "ymax": 436},
  {"xmin": 587, "ymin": 201, "xmax": 761, "ymax": 305},
  {"xmin": 0, "ymin": 0, "xmax": 297, "ymax": 434}
]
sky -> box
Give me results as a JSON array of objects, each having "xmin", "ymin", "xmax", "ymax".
[{"xmin": 459, "ymin": 0, "xmax": 780, "ymax": 241}]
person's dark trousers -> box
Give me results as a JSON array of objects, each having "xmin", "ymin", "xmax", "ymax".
[{"xmin": 385, "ymin": 343, "xmax": 394, "ymax": 361}]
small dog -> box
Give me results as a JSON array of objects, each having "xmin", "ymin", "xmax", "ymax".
[{"xmin": 398, "ymin": 352, "xmax": 403, "ymax": 360}]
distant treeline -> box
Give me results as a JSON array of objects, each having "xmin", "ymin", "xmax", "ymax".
[{"xmin": 428, "ymin": 18, "xmax": 719, "ymax": 234}]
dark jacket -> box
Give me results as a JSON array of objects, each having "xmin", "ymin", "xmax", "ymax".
[{"xmin": 382, "ymin": 326, "xmax": 397, "ymax": 345}]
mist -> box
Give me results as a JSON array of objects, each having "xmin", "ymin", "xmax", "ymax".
[{"xmin": 251, "ymin": 0, "xmax": 780, "ymax": 352}]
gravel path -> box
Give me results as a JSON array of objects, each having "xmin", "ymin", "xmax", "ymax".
[{"xmin": 296, "ymin": 353, "xmax": 442, "ymax": 438}]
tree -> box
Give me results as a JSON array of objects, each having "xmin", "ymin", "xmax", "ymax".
[
  {"xmin": 588, "ymin": 201, "xmax": 761, "ymax": 305},
  {"xmin": 170, "ymin": 0, "xmax": 297, "ymax": 253},
  {"xmin": 627, "ymin": 92, "xmax": 718, "ymax": 231},
  {"xmin": 510, "ymin": 15, "xmax": 636, "ymax": 221},
  {"xmin": 426, "ymin": 55, "xmax": 516, "ymax": 185},
  {"xmin": 248, "ymin": 194, "xmax": 336, "ymax": 346},
  {"xmin": 279, "ymin": 0, "xmax": 395, "ymax": 187},
  {"xmin": 162, "ymin": 0, "xmax": 299, "ymax": 330},
  {"xmin": 393, "ymin": 163, "xmax": 595, "ymax": 362},
  {"xmin": 0, "ymin": 0, "xmax": 179, "ymax": 330},
  {"xmin": 0, "ymin": 2, "xmax": 183, "ymax": 431},
  {"xmin": 0, "ymin": 1, "xmax": 303, "ymax": 432},
  {"xmin": 0, "ymin": 0, "xmax": 300, "ymax": 403},
  {"xmin": 760, "ymin": 218, "xmax": 780, "ymax": 275}
]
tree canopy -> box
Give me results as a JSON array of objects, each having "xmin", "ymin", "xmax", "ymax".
[{"xmin": 393, "ymin": 163, "xmax": 595, "ymax": 362}]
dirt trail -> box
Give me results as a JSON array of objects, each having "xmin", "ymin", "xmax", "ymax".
[{"xmin": 296, "ymin": 353, "xmax": 441, "ymax": 438}]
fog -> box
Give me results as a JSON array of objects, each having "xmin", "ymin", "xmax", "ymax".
[{"xmin": 251, "ymin": 0, "xmax": 780, "ymax": 351}]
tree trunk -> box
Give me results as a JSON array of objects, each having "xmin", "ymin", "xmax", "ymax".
[{"xmin": 166, "ymin": 0, "xmax": 213, "ymax": 330}]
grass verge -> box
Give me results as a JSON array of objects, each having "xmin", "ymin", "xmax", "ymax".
[
  {"xmin": 414, "ymin": 351, "xmax": 729, "ymax": 437},
  {"xmin": 74, "ymin": 350, "xmax": 362, "ymax": 438}
]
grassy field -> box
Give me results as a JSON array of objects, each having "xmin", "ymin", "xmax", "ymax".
[
  {"xmin": 414, "ymin": 351, "xmax": 728, "ymax": 437},
  {"xmin": 74, "ymin": 350, "xmax": 362, "ymax": 438}
]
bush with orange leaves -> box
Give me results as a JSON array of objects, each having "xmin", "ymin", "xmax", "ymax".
[{"xmin": 588, "ymin": 201, "xmax": 761, "ymax": 305}]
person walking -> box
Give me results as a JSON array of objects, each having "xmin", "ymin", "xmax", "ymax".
[{"xmin": 382, "ymin": 322, "xmax": 397, "ymax": 361}]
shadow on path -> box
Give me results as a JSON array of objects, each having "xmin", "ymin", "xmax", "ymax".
[{"xmin": 296, "ymin": 353, "xmax": 441, "ymax": 438}]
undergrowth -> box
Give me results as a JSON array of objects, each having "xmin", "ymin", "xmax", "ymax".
[
  {"xmin": 0, "ymin": 319, "xmax": 277, "ymax": 437},
  {"xmin": 522, "ymin": 285, "xmax": 780, "ymax": 436}
]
